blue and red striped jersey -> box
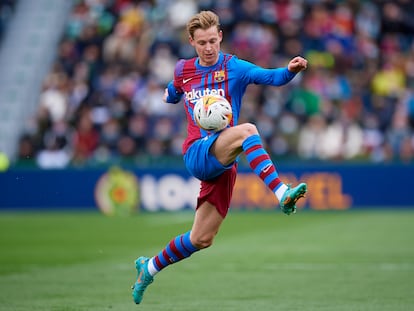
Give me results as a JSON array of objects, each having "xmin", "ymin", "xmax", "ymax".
[{"xmin": 169, "ymin": 52, "xmax": 297, "ymax": 154}]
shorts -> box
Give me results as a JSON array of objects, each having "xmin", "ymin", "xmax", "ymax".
[
  {"xmin": 184, "ymin": 133, "xmax": 238, "ymax": 218},
  {"xmin": 197, "ymin": 164, "xmax": 237, "ymax": 218},
  {"xmin": 184, "ymin": 133, "xmax": 234, "ymax": 181}
]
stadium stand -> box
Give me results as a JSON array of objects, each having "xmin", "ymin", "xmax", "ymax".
[
  {"xmin": 0, "ymin": 0, "xmax": 72, "ymax": 162},
  {"xmin": 0, "ymin": 0, "xmax": 16, "ymax": 43},
  {"xmin": 6, "ymin": 0, "xmax": 414, "ymax": 168}
]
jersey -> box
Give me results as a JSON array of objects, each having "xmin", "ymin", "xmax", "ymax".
[{"xmin": 169, "ymin": 52, "xmax": 297, "ymax": 154}]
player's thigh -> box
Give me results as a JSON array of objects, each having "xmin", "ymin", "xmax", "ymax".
[
  {"xmin": 212, "ymin": 124, "xmax": 258, "ymax": 165},
  {"xmin": 184, "ymin": 134, "xmax": 233, "ymax": 181}
]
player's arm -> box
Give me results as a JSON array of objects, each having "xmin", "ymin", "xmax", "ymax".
[
  {"xmin": 239, "ymin": 56, "xmax": 308, "ymax": 86},
  {"xmin": 163, "ymin": 59, "xmax": 185, "ymax": 104}
]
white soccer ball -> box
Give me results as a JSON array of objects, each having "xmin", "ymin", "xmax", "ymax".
[{"xmin": 193, "ymin": 94, "xmax": 232, "ymax": 132}]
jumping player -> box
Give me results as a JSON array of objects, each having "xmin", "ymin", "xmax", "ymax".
[{"xmin": 132, "ymin": 10, "xmax": 308, "ymax": 304}]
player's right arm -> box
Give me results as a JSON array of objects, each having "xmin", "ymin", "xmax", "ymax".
[{"xmin": 163, "ymin": 59, "xmax": 185, "ymax": 104}]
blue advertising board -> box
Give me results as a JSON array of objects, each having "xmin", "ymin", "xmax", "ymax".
[{"xmin": 0, "ymin": 164, "xmax": 413, "ymax": 212}]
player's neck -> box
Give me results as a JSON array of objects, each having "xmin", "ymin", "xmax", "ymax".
[{"xmin": 197, "ymin": 52, "xmax": 222, "ymax": 68}]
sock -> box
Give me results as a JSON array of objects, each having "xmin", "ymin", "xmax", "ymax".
[
  {"xmin": 242, "ymin": 134, "xmax": 285, "ymax": 194},
  {"xmin": 275, "ymin": 183, "xmax": 288, "ymax": 201},
  {"xmin": 147, "ymin": 231, "xmax": 199, "ymax": 276}
]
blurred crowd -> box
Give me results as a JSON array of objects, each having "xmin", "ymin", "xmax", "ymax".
[{"xmin": 14, "ymin": 0, "xmax": 414, "ymax": 168}]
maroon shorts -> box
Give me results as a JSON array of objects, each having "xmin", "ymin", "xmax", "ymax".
[{"xmin": 196, "ymin": 163, "xmax": 238, "ymax": 218}]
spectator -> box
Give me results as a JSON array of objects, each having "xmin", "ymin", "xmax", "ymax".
[{"xmin": 72, "ymin": 108, "xmax": 99, "ymax": 164}]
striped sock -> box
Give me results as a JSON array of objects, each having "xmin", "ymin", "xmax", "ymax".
[
  {"xmin": 147, "ymin": 231, "xmax": 199, "ymax": 276},
  {"xmin": 242, "ymin": 134, "xmax": 284, "ymax": 193}
]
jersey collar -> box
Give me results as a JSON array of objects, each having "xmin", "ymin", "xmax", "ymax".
[{"xmin": 195, "ymin": 52, "xmax": 224, "ymax": 70}]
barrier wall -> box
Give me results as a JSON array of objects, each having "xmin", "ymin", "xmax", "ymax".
[{"xmin": 0, "ymin": 164, "xmax": 413, "ymax": 213}]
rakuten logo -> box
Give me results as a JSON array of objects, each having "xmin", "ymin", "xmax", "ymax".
[{"xmin": 185, "ymin": 88, "xmax": 225, "ymax": 101}]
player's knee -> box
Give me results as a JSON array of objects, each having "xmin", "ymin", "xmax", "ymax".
[
  {"xmin": 192, "ymin": 234, "xmax": 215, "ymax": 249},
  {"xmin": 239, "ymin": 122, "xmax": 259, "ymax": 138}
]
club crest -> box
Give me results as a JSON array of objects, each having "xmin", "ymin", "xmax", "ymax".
[{"xmin": 214, "ymin": 70, "xmax": 225, "ymax": 82}]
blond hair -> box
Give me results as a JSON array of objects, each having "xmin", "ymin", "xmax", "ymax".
[{"xmin": 186, "ymin": 11, "xmax": 220, "ymax": 39}]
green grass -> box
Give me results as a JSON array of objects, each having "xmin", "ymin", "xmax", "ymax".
[{"xmin": 0, "ymin": 210, "xmax": 413, "ymax": 311}]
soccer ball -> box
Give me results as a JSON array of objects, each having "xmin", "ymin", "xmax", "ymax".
[{"xmin": 193, "ymin": 94, "xmax": 232, "ymax": 131}]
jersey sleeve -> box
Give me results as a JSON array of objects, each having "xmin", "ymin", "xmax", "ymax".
[
  {"xmin": 172, "ymin": 59, "xmax": 186, "ymax": 92},
  {"xmin": 165, "ymin": 60, "xmax": 185, "ymax": 104},
  {"xmin": 235, "ymin": 58, "xmax": 297, "ymax": 86}
]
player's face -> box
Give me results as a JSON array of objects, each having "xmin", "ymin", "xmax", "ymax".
[{"xmin": 190, "ymin": 26, "xmax": 222, "ymax": 67}]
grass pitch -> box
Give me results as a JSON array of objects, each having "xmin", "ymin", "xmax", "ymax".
[{"xmin": 0, "ymin": 210, "xmax": 413, "ymax": 311}]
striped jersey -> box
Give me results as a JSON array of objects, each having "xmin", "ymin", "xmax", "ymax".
[{"xmin": 170, "ymin": 52, "xmax": 297, "ymax": 154}]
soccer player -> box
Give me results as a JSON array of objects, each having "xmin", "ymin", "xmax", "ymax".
[{"xmin": 132, "ymin": 10, "xmax": 308, "ymax": 304}]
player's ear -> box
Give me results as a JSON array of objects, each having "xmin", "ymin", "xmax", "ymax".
[
  {"xmin": 218, "ymin": 30, "xmax": 223, "ymax": 42},
  {"xmin": 189, "ymin": 35, "xmax": 195, "ymax": 46}
]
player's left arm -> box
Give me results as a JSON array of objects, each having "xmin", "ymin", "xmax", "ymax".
[{"xmin": 241, "ymin": 56, "xmax": 308, "ymax": 86}]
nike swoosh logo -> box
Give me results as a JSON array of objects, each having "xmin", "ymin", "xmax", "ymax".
[
  {"xmin": 183, "ymin": 78, "xmax": 193, "ymax": 84},
  {"xmin": 137, "ymin": 270, "xmax": 143, "ymax": 284},
  {"xmin": 262, "ymin": 164, "xmax": 272, "ymax": 173}
]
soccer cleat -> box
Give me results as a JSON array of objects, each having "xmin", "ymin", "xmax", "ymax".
[
  {"xmin": 131, "ymin": 256, "xmax": 153, "ymax": 304},
  {"xmin": 280, "ymin": 183, "xmax": 307, "ymax": 215}
]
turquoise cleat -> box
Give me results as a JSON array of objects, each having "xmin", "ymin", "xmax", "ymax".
[
  {"xmin": 131, "ymin": 256, "xmax": 154, "ymax": 304},
  {"xmin": 280, "ymin": 183, "xmax": 307, "ymax": 215}
]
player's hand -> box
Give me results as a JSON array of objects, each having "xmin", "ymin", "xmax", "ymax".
[
  {"xmin": 164, "ymin": 81, "xmax": 183, "ymax": 104},
  {"xmin": 288, "ymin": 56, "xmax": 308, "ymax": 73},
  {"xmin": 163, "ymin": 88, "xmax": 168, "ymax": 103}
]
